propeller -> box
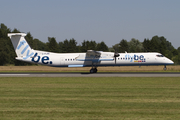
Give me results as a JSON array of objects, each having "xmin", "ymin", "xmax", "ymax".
[{"xmin": 114, "ymin": 48, "xmax": 120, "ymax": 64}]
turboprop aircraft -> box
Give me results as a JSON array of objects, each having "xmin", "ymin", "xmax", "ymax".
[{"xmin": 8, "ymin": 33, "xmax": 174, "ymax": 73}]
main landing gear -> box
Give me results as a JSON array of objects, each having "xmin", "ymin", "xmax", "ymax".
[{"xmin": 90, "ymin": 67, "xmax": 98, "ymax": 73}]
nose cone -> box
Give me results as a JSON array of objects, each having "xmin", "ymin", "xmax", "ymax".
[
  {"xmin": 167, "ymin": 58, "xmax": 174, "ymax": 64},
  {"xmin": 170, "ymin": 60, "xmax": 174, "ymax": 64}
]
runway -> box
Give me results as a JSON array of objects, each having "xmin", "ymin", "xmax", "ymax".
[{"xmin": 0, "ymin": 72, "xmax": 180, "ymax": 77}]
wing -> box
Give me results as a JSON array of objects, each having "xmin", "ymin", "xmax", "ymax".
[
  {"xmin": 76, "ymin": 50, "xmax": 113, "ymax": 62},
  {"xmin": 86, "ymin": 50, "xmax": 101, "ymax": 58}
]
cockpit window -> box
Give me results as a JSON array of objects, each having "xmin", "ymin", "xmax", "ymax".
[{"xmin": 156, "ymin": 54, "xmax": 164, "ymax": 57}]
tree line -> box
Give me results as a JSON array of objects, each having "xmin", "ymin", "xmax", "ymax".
[{"xmin": 0, "ymin": 23, "xmax": 180, "ymax": 65}]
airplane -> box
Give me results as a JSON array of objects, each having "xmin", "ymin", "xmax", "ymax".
[{"xmin": 8, "ymin": 33, "xmax": 174, "ymax": 73}]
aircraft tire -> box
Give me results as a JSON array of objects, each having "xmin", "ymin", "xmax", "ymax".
[
  {"xmin": 164, "ymin": 65, "xmax": 167, "ymax": 70},
  {"xmin": 90, "ymin": 69, "xmax": 94, "ymax": 73},
  {"xmin": 163, "ymin": 67, "xmax": 167, "ymax": 70},
  {"xmin": 94, "ymin": 68, "xmax": 97, "ymax": 73},
  {"xmin": 90, "ymin": 68, "xmax": 98, "ymax": 73}
]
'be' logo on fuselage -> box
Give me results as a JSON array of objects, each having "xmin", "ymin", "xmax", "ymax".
[{"xmin": 31, "ymin": 54, "xmax": 52, "ymax": 64}]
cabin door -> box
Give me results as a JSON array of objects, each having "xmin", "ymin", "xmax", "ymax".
[{"xmin": 60, "ymin": 58, "xmax": 65, "ymax": 65}]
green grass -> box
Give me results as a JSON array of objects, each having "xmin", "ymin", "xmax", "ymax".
[{"xmin": 0, "ymin": 77, "xmax": 180, "ymax": 120}]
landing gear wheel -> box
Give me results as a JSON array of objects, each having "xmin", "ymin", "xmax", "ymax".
[
  {"xmin": 90, "ymin": 69, "xmax": 94, "ymax": 73},
  {"xmin": 163, "ymin": 65, "xmax": 167, "ymax": 71},
  {"xmin": 94, "ymin": 68, "xmax": 97, "ymax": 73},
  {"xmin": 90, "ymin": 68, "xmax": 98, "ymax": 73}
]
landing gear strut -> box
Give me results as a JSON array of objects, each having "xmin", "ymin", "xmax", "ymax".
[
  {"xmin": 90, "ymin": 61, "xmax": 98, "ymax": 73},
  {"xmin": 163, "ymin": 65, "xmax": 167, "ymax": 71},
  {"xmin": 90, "ymin": 67, "xmax": 97, "ymax": 73}
]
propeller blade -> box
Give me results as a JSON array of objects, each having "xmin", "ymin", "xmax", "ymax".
[
  {"xmin": 114, "ymin": 53, "xmax": 119, "ymax": 64},
  {"xmin": 113, "ymin": 45, "xmax": 120, "ymax": 64}
]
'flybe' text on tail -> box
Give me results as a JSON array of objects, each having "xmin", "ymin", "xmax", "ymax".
[{"xmin": 8, "ymin": 33, "xmax": 34, "ymax": 60}]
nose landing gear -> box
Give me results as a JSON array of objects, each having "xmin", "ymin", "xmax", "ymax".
[{"xmin": 163, "ymin": 65, "xmax": 167, "ymax": 70}]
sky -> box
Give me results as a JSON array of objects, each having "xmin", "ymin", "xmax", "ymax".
[{"xmin": 1, "ymin": 0, "xmax": 180, "ymax": 48}]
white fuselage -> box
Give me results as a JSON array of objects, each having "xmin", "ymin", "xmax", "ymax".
[
  {"xmin": 8, "ymin": 33, "xmax": 174, "ymax": 73},
  {"xmin": 17, "ymin": 50, "xmax": 174, "ymax": 67}
]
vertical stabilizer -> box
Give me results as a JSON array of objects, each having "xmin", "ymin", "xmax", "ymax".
[{"xmin": 8, "ymin": 33, "xmax": 34, "ymax": 60}]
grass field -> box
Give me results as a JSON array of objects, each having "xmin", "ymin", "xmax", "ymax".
[
  {"xmin": 0, "ymin": 77, "xmax": 180, "ymax": 120},
  {"xmin": 0, "ymin": 65, "xmax": 180, "ymax": 72}
]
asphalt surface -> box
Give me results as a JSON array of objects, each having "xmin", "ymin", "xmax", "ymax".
[{"xmin": 0, "ymin": 72, "xmax": 180, "ymax": 77}]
